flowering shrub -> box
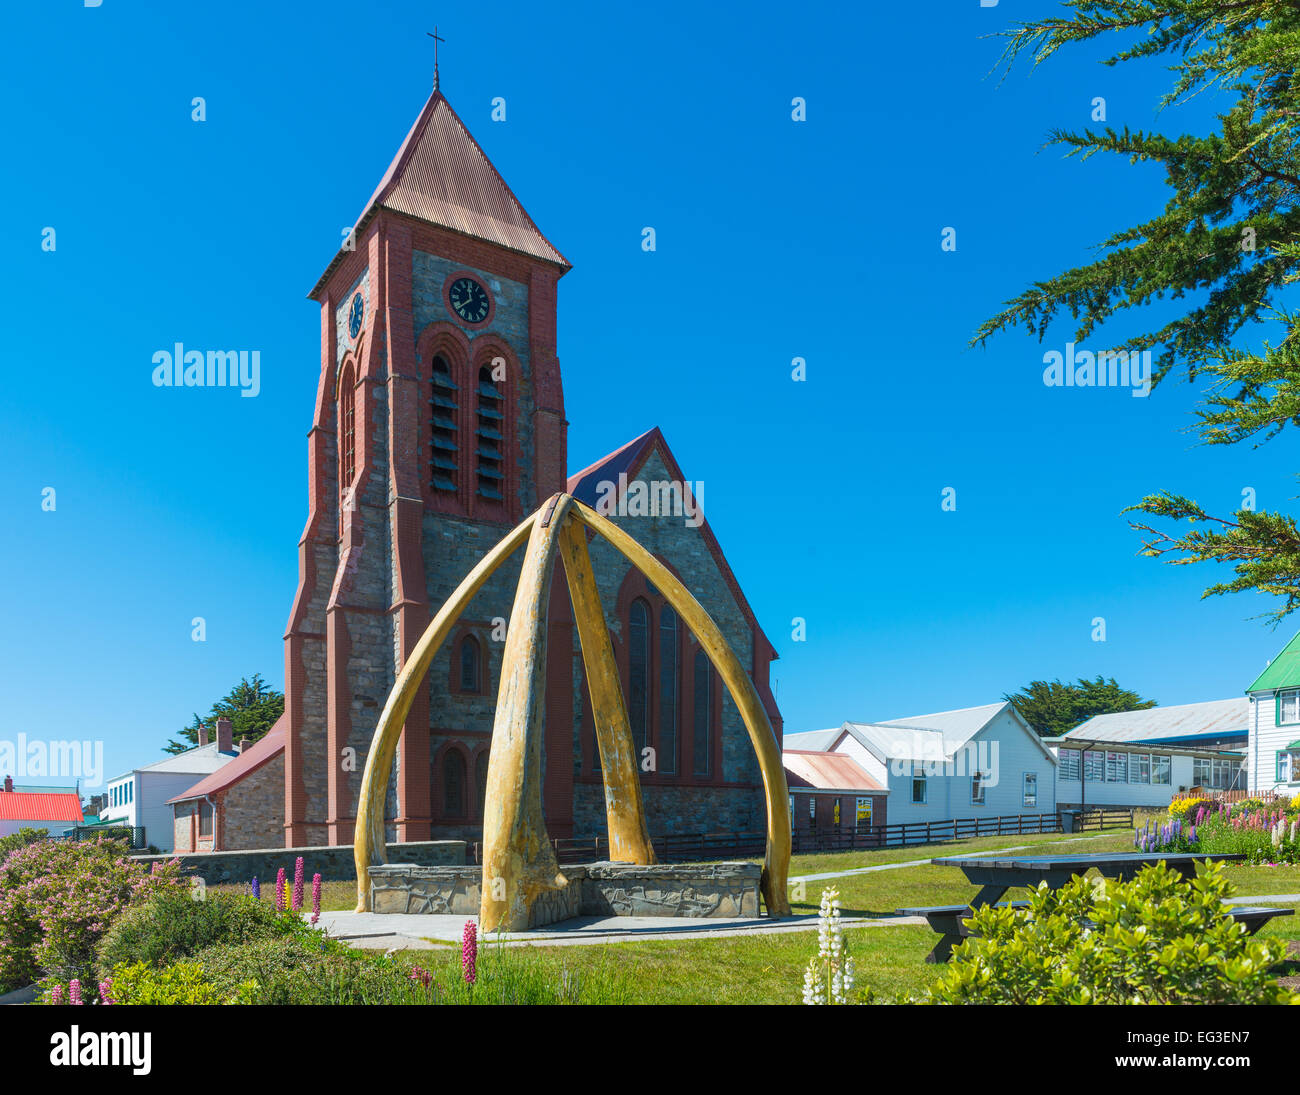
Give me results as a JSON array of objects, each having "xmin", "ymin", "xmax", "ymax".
[
  {"xmin": 0, "ymin": 839, "xmax": 181, "ymax": 995},
  {"xmin": 802, "ymin": 887, "xmax": 857, "ymax": 1004},
  {"xmin": 1145, "ymin": 802, "xmax": 1300, "ymax": 864},
  {"xmin": 927, "ymin": 862, "xmax": 1296, "ymax": 1004},
  {"xmin": 1168, "ymin": 796, "xmax": 1211, "ymax": 821}
]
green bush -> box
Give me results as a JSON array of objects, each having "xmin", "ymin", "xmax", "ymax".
[
  {"xmin": 927, "ymin": 862, "xmax": 1296, "ymax": 1005},
  {"xmin": 97, "ymin": 889, "xmax": 302, "ymax": 979},
  {"xmin": 102, "ymin": 961, "xmax": 256, "ymax": 1005},
  {"xmin": 0, "ymin": 828, "xmax": 48, "ymax": 864}
]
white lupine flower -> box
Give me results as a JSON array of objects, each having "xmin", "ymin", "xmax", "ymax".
[{"xmin": 803, "ymin": 886, "xmax": 855, "ymax": 1005}]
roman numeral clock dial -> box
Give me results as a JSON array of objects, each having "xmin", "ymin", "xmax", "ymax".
[{"xmin": 448, "ymin": 276, "xmax": 490, "ymax": 324}]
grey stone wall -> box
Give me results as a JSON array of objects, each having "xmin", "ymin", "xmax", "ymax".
[
  {"xmin": 368, "ymin": 860, "xmax": 761, "ymax": 922},
  {"xmin": 133, "ymin": 839, "xmax": 466, "ymax": 886},
  {"xmin": 221, "ymin": 754, "xmax": 286, "ymax": 851}
]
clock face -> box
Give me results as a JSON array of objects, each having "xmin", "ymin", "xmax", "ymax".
[
  {"xmin": 448, "ymin": 277, "xmax": 490, "ymax": 324},
  {"xmin": 348, "ymin": 293, "xmax": 364, "ymax": 339}
]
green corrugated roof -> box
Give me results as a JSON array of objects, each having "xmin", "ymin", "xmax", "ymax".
[{"xmin": 1247, "ymin": 632, "xmax": 1300, "ymax": 692}]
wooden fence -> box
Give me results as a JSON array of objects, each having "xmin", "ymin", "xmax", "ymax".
[
  {"xmin": 468, "ymin": 808, "xmax": 1134, "ymax": 864},
  {"xmin": 1171, "ymin": 788, "xmax": 1280, "ymax": 805}
]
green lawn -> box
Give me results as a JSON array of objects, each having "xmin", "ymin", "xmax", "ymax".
[{"xmin": 210, "ymin": 825, "xmax": 1300, "ymax": 1004}]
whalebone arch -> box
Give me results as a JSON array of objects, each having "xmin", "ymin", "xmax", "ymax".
[{"xmin": 352, "ymin": 493, "xmax": 791, "ymax": 931}]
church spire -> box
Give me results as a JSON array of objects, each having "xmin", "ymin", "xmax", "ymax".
[{"xmin": 427, "ymin": 26, "xmax": 445, "ymax": 92}]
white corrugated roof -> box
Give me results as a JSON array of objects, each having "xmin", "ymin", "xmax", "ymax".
[
  {"xmin": 110, "ymin": 742, "xmax": 239, "ymax": 782},
  {"xmin": 1063, "ymin": 698, "xmax": 1249, "ymax": 743},
  {"xmin": 782, "ymin": 728, "xmax": 841, "ymax": 752},
  {"xmin": 875, "ymin": 701, "xmax": 1009, "ymax": 754}
]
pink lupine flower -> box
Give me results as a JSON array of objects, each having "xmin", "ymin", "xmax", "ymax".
[
  {"xmin": 49, "ymin": 984, "xmax": 64, "ymax": 1005},
  {"xmin": 69, "ymin": 980, "xmax": 82, "ymax": 1006},
  {"xmin": 292, "ymin": 857, "xmax": 305, "ymax": 912},
  {"xmin": 462, "ymin": 920, "xmax": 478, "ymax": 985},
  {"xmin": 99, "ymin": 978, "xmax": 114, "ymax": 1005},
  {"xmin": 275, "ymin": 867, "xmax": 287, "ymax": 912},
  {"xmin": 311, "ymin": 873, "xmax": 322, "ymax": 925},
  {"xmin": 409, "ymin": 965, "xmax": 432, "ymax": 988}
]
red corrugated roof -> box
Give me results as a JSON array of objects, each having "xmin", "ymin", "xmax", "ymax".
[
  {"xmin": 168, "ymin": 716, "xmax": 287, "ymax": 804},
  {"xmin": 783, "ymin": 750, "xmax": 885, "ymax": 793},
  {"xmin": 0, "ymin": 791, "xmax": 84, "ymax": 822},
  {"xmin": 311, "ymin": 91, "xmax": 568, "ymax": 297}
]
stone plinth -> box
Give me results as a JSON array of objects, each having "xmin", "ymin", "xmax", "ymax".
[{"xmin": 368, "ymin": 860, "xmax": 762, "ymax": 923}]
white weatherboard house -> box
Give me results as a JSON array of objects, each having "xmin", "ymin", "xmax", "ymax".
[
  {"xmin": 102, "ymin": 721, "xmax": 241, "ymax": 851},
  {"xmin": 1246, "ymin": 632, "xmax": 1300, "ymax": 794},
  {"xmin": 1049, "ymin": 698, "xmax": 1249, "ymax": 810},
  {"xmin": 784, "ymin": 702, "xmax": 1058, "ymax": 827}
]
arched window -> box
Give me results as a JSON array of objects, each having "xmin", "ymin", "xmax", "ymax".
[
  {"xmin": 475, "ymin": 752, "xmax": 489, "ymax": 820},
  {"xmin": 475, "ymin": 365, "xmax": 505, "ymax": 501},
  {"xmin": 628, "ymin": 599, "xmax": 650, "ymax": 754},
  {"xmin": 443, "ymin": 749, "xmax": 466, "ymax": 818},
  {"xmin": 429, "ymin": 354, "xmax": 459, "ymax": 493},
  {"xmin": 459, "ymin": 635, "xmax": 481, "ymax": 693},
  {"xmin": 339, "ymin": 364, "xmax": 356, "ymax": 517},
  {"xmin": 693, "ymin": 648, "xmax": 713, "ymax": 777},
  {"xmin": 658, "ymin": 605, "xmax": 679, "ymax": 774}
]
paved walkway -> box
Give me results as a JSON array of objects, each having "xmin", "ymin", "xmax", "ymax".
[{"xmin": 789, "ymin": 831, "xmax": 1122, "ymax": 883}]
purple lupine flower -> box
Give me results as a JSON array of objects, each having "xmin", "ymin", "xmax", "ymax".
[
  {"xmin": 68, "ymin": 980, "xmax": 82, "ymax": 1006},
  {"xmin": 311, "ymin": 873, "xmax": 322, "ymax": 926},
  {"xmin": 292, "ymin": 857, "xmax": 305, "ymax": 913},
  {"xmin": 251, "ymin": 876, "xmax": 260, "ymax": 900},
  {"xmin": 462, "ymin": 920, "xmax": 478, "ymax": 985},
  {"xmin": 275, "ymin": 867, "xmax": 287, "ymax": 912}
]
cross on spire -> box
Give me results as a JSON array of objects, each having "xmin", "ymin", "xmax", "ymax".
[{"xmin": 427, "ymin": 26, "xmax": 445, "ymax": 91}]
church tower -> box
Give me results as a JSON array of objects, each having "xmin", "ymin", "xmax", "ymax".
[{"xmin": 283, "ymin": 81, "xmax": 574, "ymax": 847}]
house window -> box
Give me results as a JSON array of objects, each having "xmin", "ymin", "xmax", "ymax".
[
  {"xmin": 912, "ymin": 777, "xmax": 927, "ymax": 804},
  {"xmin": 1105, "ymin": 752, "xmax": 1126, "ymax": 783},
  {"xmin": 459, "ymin": 635, "xmax": 482, "ymax": 693},
  {"xmin": 475, "ymin": 365, "xmax": 505, "ymax": 501},
  {"xmin": 1023, "ymin": 772, "xmax": 1037, "ymax": 807},
  {"xmin": 658, "ymin": 605, "xmax": 679, "ymax": 774},
  {"xmin": 855, "ymin": 797, "xmax": 873, "ymax": 829},
  {"xmin": 1129, "ymin": 753, "xmax": 1151, "ymax": 784},
  {"xmin": 429, "ymin": 354, "xmax": 459, "ymax": 493},
  {"xmin": 1151, "ymin": 754, "xmax": 1171, "ymax": 785},
  {"xmin": 1193, "ymin": 757, "xmax": 1211, "ymax": 787},
  {"xmin": 833, "ymin": 798, "xmax": 841, "ymax": 825},
  {"xmin": 198, "ymin": 801, "xmax": 213, "ymax": 838},
  {"xmin": 692, "ymin": 649, "xmax": 712, "ymax": 777},
  {"xmin": 1083, "ymin": 750, "xmax": 1105, "ymax": 782},
  {"xmin": 971, "ymin": 772, "xmax": 985, "ymax": 805},
  {"xmin": 1281, "ymin": 689, "xmax": 1300, "ymax": 726},
  {"xmin": 628, "ymin": 599, "xmax": 650, "ymax": 754},
  {"xmin": 443, "ymin": 750, "xmax": 467, "ymax": 818},
  {"xmin": 1279, "ymin": 752, "xmax": 1293, "ymax": 783},
  {"xmin": 1058, "ymin": 750, "xmax": 1080, "ymax": 781}
]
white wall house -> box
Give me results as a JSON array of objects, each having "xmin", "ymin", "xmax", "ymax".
[
  {"xmin": 1246, "ymin": 632, "xmax": 1300, "ymax": 795},
  {"xmin": 785, "ymin": 702, "xmax": 1058, "ymax": 827},
  {"xmin": 1051, "ymin": 698, "xmax": 1249, "ymax": 809},
  {"xmin": 102, "ymin": 723, "xmax": 241, "ymax": 851}
]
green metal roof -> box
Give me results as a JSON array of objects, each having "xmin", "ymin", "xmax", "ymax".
[{"xmin": 1247, "ymin": 632, "xmax": 1300, "ymax": 692}]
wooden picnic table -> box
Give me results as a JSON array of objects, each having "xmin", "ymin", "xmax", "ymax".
[{"xmin": 901, "ymin": 851, "xmax": 1249, "ymax": 963}]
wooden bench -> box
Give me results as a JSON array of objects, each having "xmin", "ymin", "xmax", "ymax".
[
  {"xmin": 1228, "ymin": 906, "xmax": 1294, "ymax": 934},
  {"xmin": 897, "ymin": 902, "xmax": 1031, "ymax": 963},
  {"xmin": 902, "ymin": 903, "xmax": 1291, "ymax": 963}
]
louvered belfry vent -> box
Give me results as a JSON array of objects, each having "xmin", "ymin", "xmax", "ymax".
[
  {"xmin": 475, "ymin": 365, "xmax": 504, "ymax": 501},
  {"xmin": 430, "ymin": 354, "xmax": 459, "ymax": 492}
]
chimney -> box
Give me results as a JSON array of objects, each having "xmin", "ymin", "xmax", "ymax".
[
  {"xmin": 238, "ymin": 738, "xmax": 252, "ymax": 754},
  {"xmin": 197, "ymin": 724, "xmax": 210, "ymax": 747},
  {"xmin": 216, "ymin": 717, "xmax": 233, "ymax": 754},
  {"xmin": 2, "ymin": 775, "xmax": 11, "ymax": 793}
]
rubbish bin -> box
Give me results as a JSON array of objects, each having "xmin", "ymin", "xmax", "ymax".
[{"xmin": 1059, "ymin": 810, "xmax": 1079, "ymax": 834}]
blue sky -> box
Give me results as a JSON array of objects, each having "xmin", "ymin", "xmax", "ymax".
[{"xmin": 1, "ymin": 1, "xmax": 1294, "ymax": 790}]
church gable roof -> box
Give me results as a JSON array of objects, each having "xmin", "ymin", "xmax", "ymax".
[
  {"xmin": 311, "ymin": 91, "xmax": 569, "ymax": 298},
  {"xmin": 566, "ymin": 427, "xmax": 777, "ymax": 661}
]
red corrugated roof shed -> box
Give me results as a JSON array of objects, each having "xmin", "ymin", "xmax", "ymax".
[
  {"xmin": 168, "ymin": 715, "xmax": 287, "ymax": 804},
  {"xmin": 783, "ymin": 750, "xmax": 885, "ymax": 793},
  {"xmin": 0, "ymin": 791, "xmax": 84, "ymax": 822}
]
